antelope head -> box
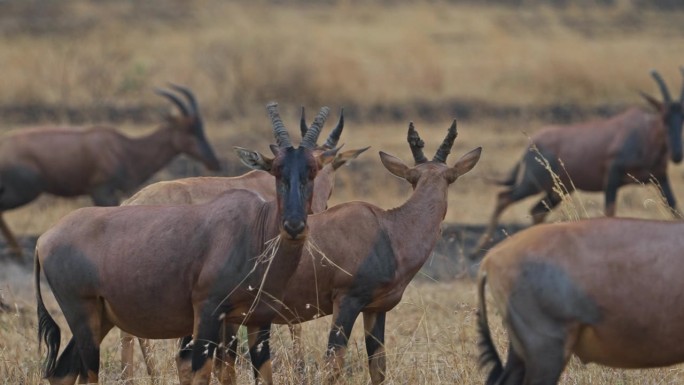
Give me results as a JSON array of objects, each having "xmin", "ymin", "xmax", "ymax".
[
  {"xmin": 379, "ymin": 120, "xmax": 482, "ymax": 193},
  {"xmin": 640, "ymin": 68, "xmax": 684, "ymax": 163},
  {"xmin": 155, "ymin": 83, "xmax": 222, "ymax": 171},
  {"xmin": 236, "ymin": 103, "xmax": 329, "ymax": 239},
  {"xmin": 299, "ymin": 106, "xmax": 370, "ymax": 211}
]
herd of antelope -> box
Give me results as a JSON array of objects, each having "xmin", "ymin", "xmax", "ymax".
[{"xmin": 0, "ymin": 66, "xmax": 677, "ymax": 384}]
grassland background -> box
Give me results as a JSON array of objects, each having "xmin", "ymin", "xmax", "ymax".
[{"xmin": 2, "ymin": 0, "xmax": 684, "ymax": 384}]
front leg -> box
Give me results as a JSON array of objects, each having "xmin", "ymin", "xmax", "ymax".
[
  {"xmin": 90, "ymin": 185, "xmax": 119, "ymax": 207},
  {"xmin": 325, "ymin": 296, "xmax": 365, "ymax": 385},
  {"xmin": 190, "ymin": 306, "xmax": 223, "ymax": 385},
  {"xmin": 604, "ymin": 164, "xmax": 625, "ymax": 217},
  {"xmin": 363, "ymin": 311, "xmax": 387, "ymax": 385},
  {"xmin": 247, "ymin": 324, "xmax": 273, "ymax": 385},
  {"xmin": 655, "ymin": 175, "xmax": 681, "ymax": 218}
]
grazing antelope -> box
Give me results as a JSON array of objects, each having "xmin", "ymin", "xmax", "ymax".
[
  {"xmin": 35, "ymin": 103, "xmax": 327, "ymax": 385},
  {"xmin": 211, "ymin": 120, "xmax": 481, "ymax": 385},
  {"xmin": 475, "ymin": 68, "xmax": 684, "ymax": 255},
  {"xmin": 0, "ymin": 84, "xmax": 220, "ymax": 258},
  {"xmin": 117, "ymin": 107, "xmax": 369, "ymax": 383},
  {"xmin": 477, "ymin": 217, "xmax": 684, "ymax": 385}
]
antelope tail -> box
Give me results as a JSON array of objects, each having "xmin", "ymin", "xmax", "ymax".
[
  {"xmin": 498, "ymin": 162, "xmax": 520, "ymax": 186},
  {"xmin": 35, "ymin": 251, "xmax": 60, "ymax": 378},
  {"xmin": 477, "ymin": 273, "xmax": 503, "ymax": 385},
  {"xmin": 481, "ymin": 162, "xmax": 520, "ymax": 186}
]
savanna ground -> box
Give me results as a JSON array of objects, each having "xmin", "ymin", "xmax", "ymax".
[{"xmin": 2, "ymin": 1, "xmax": 684, "ymax": 383}]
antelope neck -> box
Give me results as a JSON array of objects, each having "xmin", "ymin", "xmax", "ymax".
[{"xmin": 123, "ymin": 126, "xmax": 180, "ymax": 187}]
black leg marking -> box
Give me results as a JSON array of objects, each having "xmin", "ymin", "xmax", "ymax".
[
  {"xmin": 364, "ymin": 312, "xmax": 385, "ymax": 360},
  {"xmin": 178, "ymin": 335, "xmax": 194, "ymax": 362},
  {"xmin": 248, "ymin": 325, "xmax": 272, "ymax": 378},
  {"xmin": 53, "ymin": 338, "xmax": 81, "ymax": 380}
]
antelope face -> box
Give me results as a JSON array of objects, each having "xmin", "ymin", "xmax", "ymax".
[
  {"xmin": 156, "ymin": 84, "xmax": 222, "ymax": 171},
  {"xmin": 273, "ymin": 146, "xmax": 319, "ymax": 239},
  {"xmin": 173, "ymin": 115, "xmax": 222, "ymax": 171},
  {"xmin": 379, "ymin": 119, "xmax": 482, "ymax": 189}
]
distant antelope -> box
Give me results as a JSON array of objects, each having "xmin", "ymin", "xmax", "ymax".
[
  {"xmin": 477, "ymin": 217, "xmax": 684, "ymax": 384},
  {"xmin": 210, "ymin": 120, "xmax": 481, "ymax": 385},
  {"xmin": 475, "ymin": 68, "xmax": 684, "ymax": 255},
  {"xmin": 117, "ymin": 107, "xmax": 369, "ymax": 383},
  {"xmin": 0, "ymin": 84, "xmax": 220, "ymax": 257},
  {"xmin": 35, "ymin": 103, "xmax": 326, "ymax": 385}
]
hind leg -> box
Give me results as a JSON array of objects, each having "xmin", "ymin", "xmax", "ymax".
[
  {"xmin": 50, "ymin": 299, "xmax": 114, "ymax": 384},
  {"xmin": 493, "ymin": 344, "xmax": 525, "ymax": 385},
  {"xmin": 506, "ymin": 313, "xmax": 569, "ymax": 385},
  {"xmin": 475, "ymin": 185, "xmax": 541, "ymax": 256},
  {"xmin": 529, "ymin": 191, "xmax": 564, "ymax": 225}
]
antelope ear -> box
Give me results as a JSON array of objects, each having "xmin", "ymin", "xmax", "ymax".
[
  {"xmin": 269, "ymin": 144, "xmax": 280, "ymax": 156},
  {"xmin": 332, "ymin": 146, "xmax": 370, "ymax": 170},
  {"xmin": 234, "ymin": 146, "xmax": 274, "ymax": 171},
  {"xmin": 639, "ymin": 91, "xmax": 663, "ymax": 111},
  {"xmin": 379, "ymin": 151, "xmax": 410, "ymax": 179},
  {"xmin": 445, "ymin": 147, "xmax": 482, "ymax": 183},
  {"xmin": 317, "ymin": 145, "xmax": 342, "ymax": 168}
]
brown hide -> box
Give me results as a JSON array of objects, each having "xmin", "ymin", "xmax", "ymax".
[
  {"xmin": 480, "ymin": 218, "xmax": 684, "ymax": 378},
  {"xmin": 530, "ymin": 107, "xmax": 665, "ymax": 190},
  {"xmin": 0, "ymin": 127, "xmax": 181, "ymax": 199},
  {"xmin": 37, "ymin": 190, "xmax": 303, "ymax": 338},
  {"xmin": 123, "ymin": 171, "xmax": 274, "ymax": 205},
  {"xmin": 122, "ymin": 149, "xmax": 365, "ymax": 212},
  {"xmin": 275, "ymin": 167, "xmax": 456, "ymax": 322},
  {"xmin": 0, "ymin": 86, "xmax": 219, "ymax": 257}
]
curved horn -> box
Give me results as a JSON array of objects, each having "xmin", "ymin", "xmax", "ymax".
[
  {"xmin": 651, "ymin": 70, "xmax": 672, "ymax": 104},
  {"xmin": 168, "ymin": 83, "xmax": 199, "ymax": 115},
  {"xmin": 433, "ymin": 119, "xmax": 458, "ymax": 163},
  {"xmin": 680, "ymin": 66, "xmax": 684, "ymax": 102},
  {"xmin": 323, "ymin": 108, "xmax": 344, "ymax": 149},
  {"xmin": 407, "ymin": 122, "xmax": 427, "ymax": 165},
  {"xmin": 266, "ymin": 102, "xmax": 292, "ymax": 148},
  {"xmin": 155, "ymin": 88, "xmax": 190, "ymax": 117},
  {"xmin": 300, "ymin": 106, "xmax": 308, "ymax": 139},
  {"xmin": 301, "ymin": 106, "xmax": 330, "ymax": 149}
]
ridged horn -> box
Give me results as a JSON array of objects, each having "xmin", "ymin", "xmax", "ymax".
[
  {"xmin": 433, "ymin": 119, "xmax": 458, "ymax": 163},
  {"xmin": 300, "ymin": 106, "xmax": 308, "ymax": 139},
  {"xmin": 407, "ymin": 122, "xmax": 427, "ymax": 165},
  {"xmin": 651, "ymin": 70, "xmax": 672, "ymax": 104},
  {"xmin": 301, "ymin": 106, "xmax": 330, "ymax": 149},
  {"xmin": 155, "ymin": 88, "xmax": 190, "ymax": 117},
  {"xmin": 323, "ymin": 108, "xmax": 344, "ymax": 149},
  {"xmin": 266, "ymin": 102, "xmax": 292, "ymax": 148},
  {"xmin": 168, "ymin": 83, "xmax": 199, "ymax": 115}
]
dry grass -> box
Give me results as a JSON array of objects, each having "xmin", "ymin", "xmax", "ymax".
[
  {"xmin": 5, "ymin": 278, "xmax": 684, "ymax": 384},
  {"xmin": 2, "ymin": 1, "xmax": 684, "ymax": 384}
]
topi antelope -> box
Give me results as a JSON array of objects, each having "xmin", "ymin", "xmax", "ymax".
[
  {"xmin": 117, "ymin": 107, "xmax": 368, "ymax": 383},
  {"xmin": 475, "ymin": 68, "xmax": 684, "ymax": 255},
  {"xmin": 35, "ymin": 102, "xmax": 326, "ymax": 385},
  {"xmin": 0, "ymin": 84, "xmax": 220, "ymax": 258},
  {"xmin": 477, "ymin": 217, "xmax": 684, "ymax": 384},
  {"xmin": 211, "ymin": 120, "xmax": 481, "ymax": 385}
]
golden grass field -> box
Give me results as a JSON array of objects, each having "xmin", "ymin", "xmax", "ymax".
[{"xmin": 2, "ymin": 1, "xmax": 684, "ymax": 384}]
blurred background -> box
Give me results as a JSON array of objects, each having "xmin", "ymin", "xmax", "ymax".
[{"xmin": 2, "ymin": 0, "xmax": 683, "ymax": 273}]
